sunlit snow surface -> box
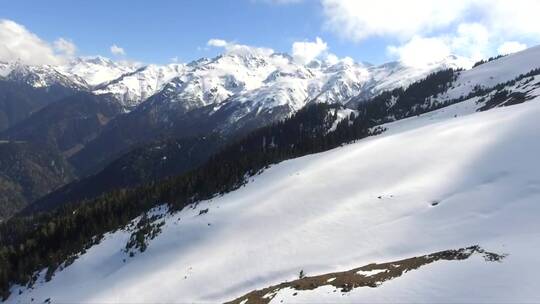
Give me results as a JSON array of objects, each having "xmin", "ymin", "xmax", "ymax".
[
  {"xmin": 2, "ymin": 50, "xmax": 466, "ymax": 114},
  {"xmin": 57, "ymin": 56, "xmax": 140, "ymax": 87},
  {"xmin": 443, "ymin": 45, "xmax": 540, "ymax": 101},
  {"xmin": 8, "ymin": 93, "xmax": 540, "ymax": 303}
]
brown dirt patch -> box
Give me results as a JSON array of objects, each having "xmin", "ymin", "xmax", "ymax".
[{"xmin": 226, "ymin": 245, "xmax": 506, "ymax": 304}]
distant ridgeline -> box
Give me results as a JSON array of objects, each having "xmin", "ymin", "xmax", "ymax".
[{"xmin": 0, "ymin": 67, "xmax": 502, "ymax": 299}]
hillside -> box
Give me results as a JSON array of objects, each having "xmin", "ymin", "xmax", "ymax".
[
  {"xmin": 1, "ymin": 92, "xmax": 124, "ymax": 173},
  {"xmin": 6, "ymin": 91, "xmax": 540, "ymax": 303},
  {"xmin": 24, "ymin": 135, "xmax": 225, "ymax": 214},
  {"xmin": 0, "ymin": 141, "xmax": 75, "ymax": 220},
  {"xmin": 0, "ymin": 80, "xmax": 78, "ymax": 132}
]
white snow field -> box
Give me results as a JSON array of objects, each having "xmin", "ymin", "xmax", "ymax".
[
  {"xmin": 8, "ymin": 93, "xmax": 540, "ymax": 303},
  {"xmin": 443, "ymin": 45, "xmax": 540, "ymax": 101}
]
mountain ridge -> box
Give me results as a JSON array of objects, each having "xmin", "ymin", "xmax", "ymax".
[{"xmin": 1, "ymin": 52, "xmax": 467, "ymax": 113}]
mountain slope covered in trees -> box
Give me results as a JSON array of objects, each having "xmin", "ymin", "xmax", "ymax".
[
  {"xmin": 0, "ymin": 141, "xmax": 74, "ymax": 220},
  {"xmin": 23, "ymin": 135, "xmax": 226, "ymax": 214},
  {"xmin": 1, "ymin": 92, "xmax": 123, "ymax": 174},
  {"xmin": 0, "ymin": 80, "xmax": 78, "ymax": 132}
]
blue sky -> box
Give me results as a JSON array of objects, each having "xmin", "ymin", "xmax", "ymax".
[
  {"xmin": 2, "ymin": 0, "xmax": 539, "ymax": 66},
  {"xmin": 3, "ymin": 0, "xmax": 388, "ymax": 64}
]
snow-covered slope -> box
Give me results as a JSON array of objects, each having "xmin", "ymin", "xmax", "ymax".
[
  {"xmin": 117, "ymin": 51, "xmax": 464, "ymax": 132},
  {"xmin": 0, "ymin": 62, "xmax": 88, "ymax": 90},
  {"xmin": 0, "ymin": 49, "xmax": 462, "ymax": 116},
  {"xmin": 57, "ymin": 57, "xmax": 140, "ymax": 87},
  {"xmin": 81, "ymin": 48, "xmax": 464, "ymax": 114},
  {"xmin": 8, "ymin": 93, "xmax": 540, "ymax": 303},
  {"xmin": 350, "ymin": 56, "xmax": 467, "ymax": 106},
  {"xmin": 92, "ymin": 64, "xmax": 187, "ymax": 110},
  {"xmin": 442, "ymin": 45, "xmax": 540, "ymax": 100},
  {"xmin": 148, "ymin": 52, "xmax": 463, "ymax": 114},
  {"xmin": 0, "ymin": 57, "xmax": 140, "ymax": 91},
  {"xmin": 0, "ymin": 61, "xmax": 12, "ymax": 78}
]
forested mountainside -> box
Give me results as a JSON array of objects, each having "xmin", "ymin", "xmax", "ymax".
[
  {"xmin": 0, "ymin": 80, "xmax": 78, "ymax": 132},
  {"xmin": 0, "ymin": 141, "xmax": 74, "ymax": 220},
  {"xmin": 23, "ymin": 135, "xmax": 226, "ymax": 214},
  {"xmin": 1, "ymin": 92, "xmax": 122, "ymax": 167}
]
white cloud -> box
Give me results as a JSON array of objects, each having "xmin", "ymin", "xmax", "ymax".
[
  {"xmin": 322, "ymin": 0, "xmax": 540, "ymax": 41},
  {"xmin": 388, "ymin": 23, "xmax": 527, "ymax": 67},
  {"xmin": 291, "ymin": 37, "xmax": 328, "ymax": 64},
  {"xmin": 226, "ymin": 44, "xmax": 275, "ymax": 57},
  {"xmin": 388, "ymin": 23, "xmax": 504, "ymax": 68},
  {"xmin": 388, "ymin": 36, "xmax": 452, "ymax": 68},
  {"xmin": 206, "ymin": 38, "xmax": 274, "ymax": 57},
  {"xmin": 54, "ymin": 38, "xmax": 77, "ymax": 57},
  {"xmin": 484, "ymin": 0, "xmax": 540, "ymax": 38},
  {"xmin": 321, "ymin": 0, "xmax": 540, "ymax": 62},
  {"xmin": 498, "ymin": 41, "xmax": 527, "ymax": 55},
  {"xmin": 450, "ymin": 23, "xmax": 490, "ymax": 62},
  {"xmin": 322, "ymin": 0, "xmax": 470, "ymax": 41},
  {"xmin": 207, "ymin": 37, "xmax": 349, "ymax": 66},
  {"xmin": 0, "ymin": 19, "xmax": 72, "ymax": 65},
  {"xmin": 110, "ymin": 44, "xmax": 126, "ymax": 56},
  {"xmin": 207, "ymin": 39, "xmax": 228, "ymax": 48},
  {"xmin": 325, "ymin": 53, "xmax": 340, "ymax": 65}
]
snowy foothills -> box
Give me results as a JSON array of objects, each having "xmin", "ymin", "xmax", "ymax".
[{"xmin": 1, "ymin": 13, "xmax": 540, "ymax": 304}]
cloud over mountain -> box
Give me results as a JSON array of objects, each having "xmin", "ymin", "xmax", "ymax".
[{"xmin": 0, "ymin": 19, "xmax": 75, "ymax": 65}]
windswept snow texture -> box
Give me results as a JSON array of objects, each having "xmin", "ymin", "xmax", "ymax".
[{"xmin": 8, "ymin": 96, "xmax": 540, "ymax": 303}]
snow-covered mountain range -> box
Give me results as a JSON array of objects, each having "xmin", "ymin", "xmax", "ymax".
[
  {"xmin": 0, "ymin": 48, "xmax": 470, "ymax": 176},
  {"xmin": 6, "ymin": 45, "xmax": 540, "ymax": 303},
  {"xmin": 0, "ymin": 61, "xmax": 88, "ymax": 90},
  {"xmin": 0, "ymin": 49, "xmax": 465, "ymax": 113}
]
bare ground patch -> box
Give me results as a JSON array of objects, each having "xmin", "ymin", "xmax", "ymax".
[{"xmin": 226, "ymin": 245, "xmax": 506, "ymax": 304}]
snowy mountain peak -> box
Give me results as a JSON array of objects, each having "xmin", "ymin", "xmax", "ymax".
[
  {"xmin": 119, "ymin": 49, "xmax": 464, "ymax": 124},
  {"xmin": 186, "ymin": 57, "xmax": 211, "ymax": 67},
  {"xmin": 57, "ymin": 56, "xmax": 141, "ymax": 87},
  {"xmin": 77, "ymin": 56, "xmax": 116, "ymax": 67},
  {"xmin": 92, "ymin": 63, "xmax": 188, "ymax": 110},
  {"xmin": 2, "ymin": 61, "xmax": 88, "ymax": 89},
  {"xmin": 219, "ymin": 43, "xmax": 274, "ymax": 60},
  {"xmin": 0, "ymin": 49, "xmax": 474, "ymax": 116}
]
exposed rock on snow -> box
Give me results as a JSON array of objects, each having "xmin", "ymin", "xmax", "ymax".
[{"xmin": 227, "ymin": 246, "xmax": 506, "ymax": 304}]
